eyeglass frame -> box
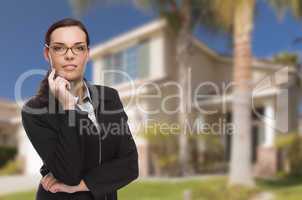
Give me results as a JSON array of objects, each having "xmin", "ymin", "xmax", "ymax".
[{"xmin": 44, "ymin": 43, "xmax": 89, "ymax": 56}]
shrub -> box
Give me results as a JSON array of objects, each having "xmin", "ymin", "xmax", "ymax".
[
  {"xmin": 191, "ymin": 133, "xmax": 227, "ymax": 173},
  {"xmin": 276, "ymin": 132, "xmax": 302, "ymax": 177},
  {"xmin": 0, "ymin": 158, "xmax": 23, "ymax": 176},
  {"xmin": 0, "ymin": 146, "xmax": 17, "ymax": 168},
  {"xmin": 139, "ymin": 122, "xmax": 180, "ymax": 176}
]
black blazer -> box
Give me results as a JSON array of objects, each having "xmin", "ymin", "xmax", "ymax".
[{"xmin": 21, "ymin": 82, "xmax": 139, "ymax": 200}]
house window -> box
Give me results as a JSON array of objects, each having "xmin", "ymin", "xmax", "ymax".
[
  {"xmin": 103, "ymin": 40, "xmax": 150, "ymax": 85},
  {"xmin": 125, "ymin": 45, "xmax": 139, "ymax": 80}
]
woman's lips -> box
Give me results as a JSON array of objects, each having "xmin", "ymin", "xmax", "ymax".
[{"xmin": 63, "ymin": 64, "xmax": 77, "ymax": 71}]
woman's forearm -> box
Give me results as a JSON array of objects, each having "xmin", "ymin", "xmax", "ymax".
[{"xmin": 75, "ymin": 180, "xmax": 89, "ymax": 192}]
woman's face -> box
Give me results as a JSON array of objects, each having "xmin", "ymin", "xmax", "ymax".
[{"xmin": 44, "ymin": 26, "xmax": 89, "ymax": 81}]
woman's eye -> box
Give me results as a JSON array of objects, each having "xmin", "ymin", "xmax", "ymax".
[
  {"xmin": 53, "ymin": 46, "xmax": 64, "ymax": 51},
  {"xmin": 75, "ymin": 46, "xmax": 85, "ymax": 51}
]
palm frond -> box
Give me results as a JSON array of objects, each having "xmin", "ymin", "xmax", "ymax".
[
  {"xmin": 290, "ymin": 0, "xmax": 302, "ymax": 18},
  {"xmin": 68, "ymin": 0, "xmax": 130, "ymax": 17},
  {"xmin": 134, "ymin": 0, "xmax": 183, "ymax": 31},
  {"xmin": 68, "ymin": 0, "xmax": 94, "ymax": 17},
  {"xmin": 269, "ymin": 0, "xmax": 302, "ymax": 20}
]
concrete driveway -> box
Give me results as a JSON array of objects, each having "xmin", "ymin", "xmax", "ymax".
[{"xmin": 0, "ymin": 175, "xmax": 40, "ymax": 196}]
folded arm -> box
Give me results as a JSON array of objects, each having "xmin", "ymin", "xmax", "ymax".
[{"xmin": 21, "ymin": 106, "xmax": 89, "ymax": 186}]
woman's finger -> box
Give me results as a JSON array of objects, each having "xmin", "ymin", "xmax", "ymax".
[
  {"xmin": 46, "ymin": 178, "xmax": 57, "ymax": 190},
  {"xmin": 44, "ymin": 177, "xmax": 55, "ymax": 190},
  {"xmin": 41, "ymin": 178, "xmax": 47, "ymax": 190},
  {"xmin": 42, "ymin": 174, "xmax": 51, "ymax": 185},
  {"xmin": 43, "ymin": 173, "xmax": 56, "ymax": 190},
  {"xmin": 48, "ymin": 69, "xmax": 55, "ymax": 86},
  {"xmin": 46, "ymin": 179, "xmax": 54, "ymax": 190},
  {"xmin": 56, "ymin": 76, "xmax": 71, "ymax": 90},
  {"xmin": 50, "ymin": 183, "xmax": 65, "ymax": 193},
  {"xmin": 49, "ymin": 183, "xmax": 59, "ymax": 193},
  {"xmin": 41, "ymin": 177, "xmax": 51, "ymax": 191},
  {"xmin": 48, "ymin": 69, "xmax": 56, "ymax": 94},
  {"xmin": 53, "ymin": 76, "xmax": 66, "ymax": 94}
]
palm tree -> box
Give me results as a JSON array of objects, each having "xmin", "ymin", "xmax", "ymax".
[
  {"xmin": 272, "ymin": 52, "xmax": 299, "ymax": 65},
  {"xmin": 269, "ymin": 0, "xmax": 302, "ymax": 19},
  {"xmin": 209, "ymin": 0, "xmax": 256, "ymax": 186},
  {"xmin": 212, "ymin": 0, "xmax": 302, "ymax": 187},
  {"xmin": 68, "ymin": 0, "xmax": 225, "ymax": 176}
]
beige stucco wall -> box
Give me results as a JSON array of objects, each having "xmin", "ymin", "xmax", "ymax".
[{"xmin": 90, "ymin": 22, "xmax": 301, "ymax": 176}]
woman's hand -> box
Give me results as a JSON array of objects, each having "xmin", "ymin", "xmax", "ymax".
[
  {"xmin": 41, "ymin": 173, "xmax": 78, "ymax": 193},
  {"xmin": 48, "ymin": 182, "xmax": 78, "ymax": 193},
  {"xmin": 48, "ymin": 68, "xmax": 76, "ymax": 110},
  {"xmin": 41, "ymin": 172, "xmax": 60, "ymax": 192},
  {"xmin": 49, "ymin": 180, "xmax": 89, "ymax": 193},
  {"xmin": 48, "ymin": 180, "xmax": 89, "ymax": 193}
]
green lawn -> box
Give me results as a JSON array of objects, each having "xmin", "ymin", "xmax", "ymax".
[
  {"xmin": 1, "ymin": 176, "xmax": 302, "ymax": 200},
  {"xmin": 258, "ymin": 176, "xmax": 302, "ymax": 200}
]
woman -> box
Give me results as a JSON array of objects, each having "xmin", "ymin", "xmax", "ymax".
[{"xmin": 21, "ymin": 18, "xmax": 139, "ymax": 200}]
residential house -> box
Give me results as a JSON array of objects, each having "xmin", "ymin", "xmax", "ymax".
[
  {"xmin": 0, "ymin": 99, "xmax": 42, "ymax": 175},
  {"xmin": 89, "ymin": 19, "xmax": 300, "ymax": 177}
]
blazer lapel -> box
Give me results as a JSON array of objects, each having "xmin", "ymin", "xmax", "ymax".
[{"xmin": 85, "ymin": 79, "xmax": 109, "ymax": 116}]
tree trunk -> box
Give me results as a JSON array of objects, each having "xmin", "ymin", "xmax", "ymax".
[
  {"xmin": 229, "ymin": 0, "xmax": 255, "ymax": 186},
  {"xmin": 177, "ymin": 0, "xmax": 194, "ymax": 176}
]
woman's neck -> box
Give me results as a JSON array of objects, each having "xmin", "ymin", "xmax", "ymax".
[{"xmin": 69, "ymin": 79, "xmax": 85, "ymax": 100}]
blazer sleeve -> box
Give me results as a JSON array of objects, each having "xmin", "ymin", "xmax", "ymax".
[
  {"xmin": 40, "ymin": 164, "xmax": 50, "ymax": 177},
  {"xmin": 21, "ymin": 106, "xmax": 89, "ymax": 186},
  {"xmin": 82, "ymin": 89, "xmax": 139, "ymax": 199}
]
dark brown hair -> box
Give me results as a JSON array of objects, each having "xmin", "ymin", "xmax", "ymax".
[{"xmin": 36, "ymin": 18, "xmax": 90, "ymax": 107}]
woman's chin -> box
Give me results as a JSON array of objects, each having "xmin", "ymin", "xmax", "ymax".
[{"xmin": 60, "ymin": 73, "xmax": 81, "ymax": 81}]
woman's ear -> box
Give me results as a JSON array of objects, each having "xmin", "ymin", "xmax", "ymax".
[
  {"xmin": 84, "ymin": 48, "xmax": 90, "ymax": 63},
  {"xmin": 86, "ymin": 48, "xmax": 90, "ymax": 62},
  {"xmin": 43, "ymin": 47, "xmax": 50, "ymax": 63}
]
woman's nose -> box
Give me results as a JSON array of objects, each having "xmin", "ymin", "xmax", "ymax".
[{"xmin": 64, "ymin": 49, "xmax": 75, "ymax": 60}]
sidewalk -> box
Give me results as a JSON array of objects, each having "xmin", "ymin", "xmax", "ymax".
[{"xmin": 0, "ymin": 175, "xmax": 40, "ymax": 196}]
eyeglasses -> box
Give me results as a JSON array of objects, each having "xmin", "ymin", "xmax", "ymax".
[{"xmin": 44, "ymin": 43, "xmax": 88, "ymax": 56}]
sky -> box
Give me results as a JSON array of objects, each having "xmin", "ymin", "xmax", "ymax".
[{"xmin": 0, "ymin": 0, "xmax": 301, "ymax": 101}]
